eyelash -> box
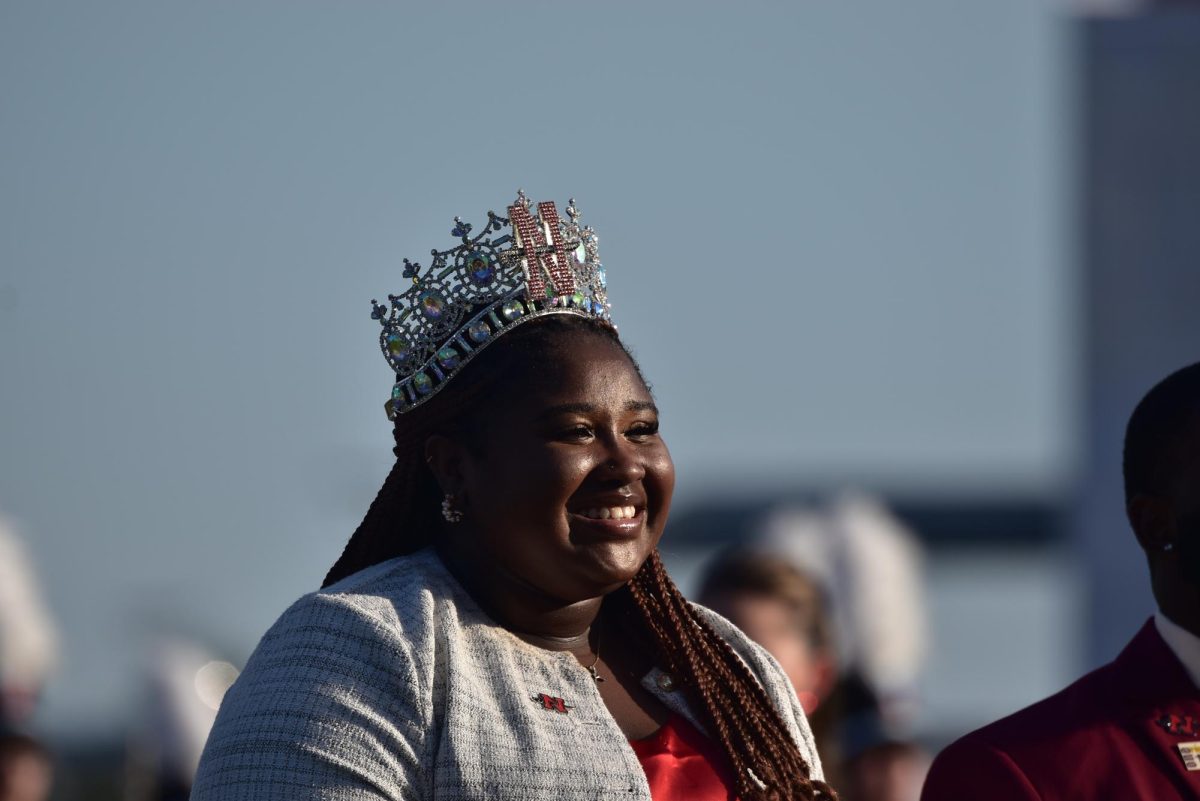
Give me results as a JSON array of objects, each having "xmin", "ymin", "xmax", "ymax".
[
  {"xmin": 561, "ymin": 425, "xmax": 592, "ymax": 439},
  {"xmin": 628, "ymin": 421, "xmax": 659, "ymax": 438},
  {"xmin": 559, "ymin": 421, "xmax": 659, "ymax": 440}
]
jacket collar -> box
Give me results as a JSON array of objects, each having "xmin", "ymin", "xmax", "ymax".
[
  {"xmin": 1111, "ymin": 618, "xmax": 1197, "ymax": 706},
  {"xmin": 1155, "ymin": 612, "xmax": 1200, "ymax": 691},
  {"xmin": 1109, "ymin": 618, "xmax": 1200, "ymax": 786}
]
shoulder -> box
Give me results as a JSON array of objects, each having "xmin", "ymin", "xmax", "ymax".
[
  {"xmin": 239, "ymin": 547, "xmax": 463, "ymax": 698},
  {"xmin": 193, "ymin": 549, "xmax": 457, "ymax": 800},
  {"xmin": 688, "ymin": 602, "xmax": 824, "ymax": 781},
  {"xmin": 245, "ymin": 549, "xmax": 450, "ymax": 671},
  {"xmin": 921, "ymin": 732, "xmax": 1041, "ymax": 801},
  {"xmin": 944, "ymin": 653, "xmax": 1120, "ymax": 753},
  {"xmin": 921, "ymin": 659, "xmax": 1122, "ymax": 801}
]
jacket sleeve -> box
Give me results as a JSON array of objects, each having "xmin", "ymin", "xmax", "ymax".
[
  {"xmin": 921, "ymin": 737, "xmax": 1040, "ymax": 801},
  {"xmin": 191, "ymin": 591, "xmax": 433, "ymax": 801}
]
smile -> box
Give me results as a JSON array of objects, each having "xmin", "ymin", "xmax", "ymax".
[{"xmin": 577, "ymin": 505, "xmax": 639, "ymax": 521}]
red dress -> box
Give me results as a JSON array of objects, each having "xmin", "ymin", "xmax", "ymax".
[{"xmin": 629, "ymin": 714, "xmax": 739, "ymax": 801}]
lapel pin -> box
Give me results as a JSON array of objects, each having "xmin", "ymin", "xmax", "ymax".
[
  {"xmin": 532, "ymin": 693, "xmax": 573, "ymax": 714},
  {"xmin": 1157, "ymin": 714, "xmax": 1200, "ymax": 737}
]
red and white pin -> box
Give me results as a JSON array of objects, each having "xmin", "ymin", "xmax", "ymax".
[{"xmin": 532, "ymin": 693, "xmax": 573, "ymax": 714}]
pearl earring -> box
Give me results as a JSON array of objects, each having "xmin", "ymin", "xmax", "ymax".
[{"xmin": 442, "ymin": 493, "xmax": 464, "ymax": 523}]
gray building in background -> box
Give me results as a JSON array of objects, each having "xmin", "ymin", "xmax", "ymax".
[{"xmin": 1078, "ymin": 15, "xmax": 1200, "ymax": 667}]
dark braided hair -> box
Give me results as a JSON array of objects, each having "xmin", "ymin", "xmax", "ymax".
[{"xmin": 324, "ymin": 314, "xmax": 837, "ymax": 801}]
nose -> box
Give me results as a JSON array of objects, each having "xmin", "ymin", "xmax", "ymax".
[{"xmin": 600, "ymin": 437, "xmax": 645, "ymax": 486}]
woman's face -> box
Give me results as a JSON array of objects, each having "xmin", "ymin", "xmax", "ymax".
[{"xmin": 449, "ymin": 333, "xmax": 675, "ymax": 604}]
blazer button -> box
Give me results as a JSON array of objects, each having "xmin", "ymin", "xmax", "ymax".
[{"xmin": 656, "ymin": 673, "xmax": 675, "ymax": 691}]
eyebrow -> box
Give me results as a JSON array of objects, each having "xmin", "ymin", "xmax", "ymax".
[{"xmin": 536, "ymin": 400, "xmax": 659, "ymax": 419}]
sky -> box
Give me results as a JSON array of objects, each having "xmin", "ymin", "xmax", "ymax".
[{"xmin": 0, "ymin": 1, "xmax": 1071, "ymax": 737}]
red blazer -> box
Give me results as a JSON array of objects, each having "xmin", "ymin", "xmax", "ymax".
[{"xmin": 921, "ymin": 619, "xmax": 1200, "ymax": 800}]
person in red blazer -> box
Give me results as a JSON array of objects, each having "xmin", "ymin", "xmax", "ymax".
[{"xmin": 922, "ymin": 362, "xmax": 1200, "ymax": 801}]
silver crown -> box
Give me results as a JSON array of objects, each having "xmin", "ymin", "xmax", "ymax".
[{"xmin": 373, "ymin": 192, "xmax": 611, "ymax": 417}]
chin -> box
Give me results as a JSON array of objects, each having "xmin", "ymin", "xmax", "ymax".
[{"xmin": 573, "ymin": 543, "xmax": 653, "ymax": 594}]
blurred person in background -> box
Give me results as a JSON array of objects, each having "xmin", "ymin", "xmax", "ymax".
[
  {"xmin": 922, "ymin": 361, "xmax": 1200, "ymax": 800},
  {"xmin": 757, "ymin": 495, "xmax": 928, "ymax": 726},
  {"xmin": 698, "ymin": 549, "xmax": 842, "ymax": 778},
  {"xmin": 836, "ymin": 676, "xmax": 928, "ymax": 801},
  {"xmin": 0, "ymin": 732, "xmax": 52, "ymax": 801},
  {"xmin": 0, "ymin": 514, "xmax": 58, "ymax": 728},
  {"xmin": 192, "ymin": 194, "xmax": 834, "ymax": 801},
  {"xmin": 702, "ymin": 497, "xmax": 929, "ymax": 801},
  {"xmin": 125, "ymin": 642, "xmax": 240, "ymax": 801},
  {"xmin": 0, "ymin": 515, "xmax": 56, "ymax": 801}
]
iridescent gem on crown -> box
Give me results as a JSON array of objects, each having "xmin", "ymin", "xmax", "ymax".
[{"xmin": 372, "ymin": 191, "xmax": 612, "ymax": 418}]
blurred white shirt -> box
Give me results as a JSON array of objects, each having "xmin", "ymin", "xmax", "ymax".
[
  {"xmin": 1155, "ymin": 611, "xmax": 1200, "ymax": 690},
  {"xmin": 0, "ymin": 514, "xmax": 59, "ymax": 695}
]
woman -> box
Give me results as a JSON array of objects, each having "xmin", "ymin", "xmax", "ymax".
[{"xmin": 191, "ymin": 193, "xmax": 835, "ymax": 801}]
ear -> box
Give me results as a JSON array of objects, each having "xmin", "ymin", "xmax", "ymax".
[
  {"xmin": 424, "ymin": 434, "xmax": 469, "ymax": 497},
  {"xmin": 1128, "ymin": 493, "xmax": 1178, "ymax": 553}
]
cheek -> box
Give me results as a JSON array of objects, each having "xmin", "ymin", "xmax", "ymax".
[
  {"xmin": 646, "ymin": 446, "xmax": 676, "ymax": 513},
  {"xmin": 767, "ymin": 639, "xmax": 818, "ymax": 690},
  {"xmin": 739, "ymin": 625, "xmax": 817, "ymax": 690},
  {"xmin": 472, "ymin": 449, "xmax": 592, "ymax": 522}
]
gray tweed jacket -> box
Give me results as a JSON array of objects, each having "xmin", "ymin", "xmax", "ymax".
[{"xmin": 191, "ymin": 548, "xmax": 823, "ymax": 800}]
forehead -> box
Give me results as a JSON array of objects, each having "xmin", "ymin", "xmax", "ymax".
[
  {"xmin": 523, "ymin": 336, "xmax": 650, "ymax": 410},
  {"xmin": 1172, "ymin": 412, "xmax": 1200, "ymax": 485}
]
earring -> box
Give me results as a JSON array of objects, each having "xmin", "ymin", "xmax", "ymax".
[
  {"xmin": 1163, "ymin": 542, "xmax": 1176, "ymax": 553},
  {"xmin": 441, "ymin": 493, "xmax": 464, "ymax": 523}
]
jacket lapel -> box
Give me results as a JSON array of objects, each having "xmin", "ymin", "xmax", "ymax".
[{"xmin": 1113, "ymin": 619, "xmax": 1200, "ymax": 794}]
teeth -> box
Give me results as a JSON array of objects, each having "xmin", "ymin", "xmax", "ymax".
[{"xmin": 580, "ymin": 506, "xmax": 638, "ymax": 521}]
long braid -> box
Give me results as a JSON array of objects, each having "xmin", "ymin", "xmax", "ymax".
[
  {"xmin": 622, "ymin": 552, "xmax": 839, "ymax": 801},
  {"xmin": 325, "ymin": 314, "xmax": 835, "ymax": 799}
]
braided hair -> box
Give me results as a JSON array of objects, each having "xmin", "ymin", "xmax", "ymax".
[{"xmin": 324, "ymin": 314, "xmax": 837, "ymax": 801}]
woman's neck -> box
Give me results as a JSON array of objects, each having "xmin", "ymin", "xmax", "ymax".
[{"xmin": 435, "ymin": 542, "xmax": 603, "ymax": 652}]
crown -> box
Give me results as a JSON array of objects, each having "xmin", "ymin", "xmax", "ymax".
[{"xmin": 372, "ymin": 191, "xmax": 612, "ymax": 418}]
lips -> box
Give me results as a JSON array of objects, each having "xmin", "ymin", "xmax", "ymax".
[{"xmin": 567, "ymin": 495, "xmax": 647, "ymax": 538}]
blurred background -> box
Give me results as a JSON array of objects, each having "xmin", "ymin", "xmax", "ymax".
[{"xmin": 2, "ymin": 0, "xmax": 1199, "ymax": 798}]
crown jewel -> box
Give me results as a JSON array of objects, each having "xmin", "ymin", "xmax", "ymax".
[{"xmin": 373, "ymin": 192, "xmax": 612, "ymax": 417}]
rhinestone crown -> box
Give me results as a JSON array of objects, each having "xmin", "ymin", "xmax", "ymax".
[{"xmin": 373, "ymin": 191, "xmax": 611, "ymax": 417}]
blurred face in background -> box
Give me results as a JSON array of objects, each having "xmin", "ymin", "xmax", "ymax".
[{"xmin": 704, "ymin": 589, "xmax": 837, "ymax": 714}]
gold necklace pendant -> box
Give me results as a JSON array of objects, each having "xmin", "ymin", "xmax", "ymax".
[{"xmin": 585, "ymin": 622, "xmax": 605, "ymax": 682}]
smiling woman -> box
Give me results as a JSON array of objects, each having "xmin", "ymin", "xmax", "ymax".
[
  {"xmin": 427, "ymin": 331, "xmax": 675, "ymax": 613},
  {"xmin": 190, "ymin": 194, "xmax": 836, "ymax": 801}
]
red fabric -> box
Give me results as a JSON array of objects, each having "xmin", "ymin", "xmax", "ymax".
[
  {"xmin": 629, "ymin": 714, "xmax": 739, "ymax": 801},
  {"xmin": 922, "ymin": 619, "xmax": 1200, "ymax": 801}
]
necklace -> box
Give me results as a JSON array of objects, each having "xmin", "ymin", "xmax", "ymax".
[{"xmin": 585, "ymin": 627, "xmax": 605, "ymax": 683}]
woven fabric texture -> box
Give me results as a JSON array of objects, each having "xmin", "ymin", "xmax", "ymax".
[{"xmin": 191, "ymin": 548, "xmax": 822, "ymax": 800}]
